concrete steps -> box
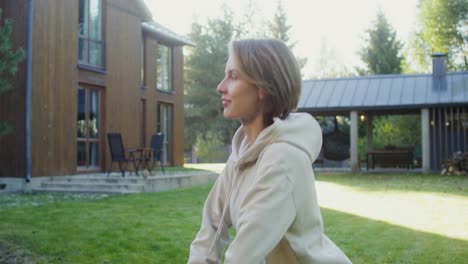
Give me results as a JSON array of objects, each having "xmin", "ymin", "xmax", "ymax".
[
  {"xmin": 30, "ymin": 171, "xmax": 218, "ymax": 194},
  {"xmin": 37, "ymin": 182, "xmax": 145, "ymax": 194}
]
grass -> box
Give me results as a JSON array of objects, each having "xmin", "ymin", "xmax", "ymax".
[{"xmin": 0, "ymin": 171, "xmax": 467, "ymax": 263}]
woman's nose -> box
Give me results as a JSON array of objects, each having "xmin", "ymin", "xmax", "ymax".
[{"xmin": 217, "ymin": 79, "xmax": 226, "ymax": 93}]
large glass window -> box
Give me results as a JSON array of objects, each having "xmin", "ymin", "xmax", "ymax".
[
  {"xmin": 157, "ymin": 103, "xmax": 172, "ymax": 164},
  {"xmin": 156, "ymin": 44, "xmax": 172, "ymax": 91},
  {"xmin": 78, "ymin": 0, "xmax": 104, "ymax": 68},
  {"xmin": 77, "ymin": 86, "xmax": 101, "ymax": 169}
]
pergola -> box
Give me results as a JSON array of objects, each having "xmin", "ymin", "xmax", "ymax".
[{"xmin": 298, "ymin": 55, "xmax": 468, "ymax": 173}]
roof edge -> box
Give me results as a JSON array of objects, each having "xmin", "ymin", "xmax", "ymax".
[
  {"xmin": 298, "ymin": 102, "xmax": 468, "ymax": 113},
  {"xmin": 304, "ymin": 70, "xmax": 468, "ymax": 82},
  {"xmin": 142, "ymin": 22, "xmax": 194, "ymax": 47},
  {"xmin": 137, "ymin": 0, "xmax": 153, "ymax": 21}
]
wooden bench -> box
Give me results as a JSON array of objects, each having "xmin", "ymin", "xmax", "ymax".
[{"xmin": 366, "ymin": 147, "xmax": 414, "ymax": 170}]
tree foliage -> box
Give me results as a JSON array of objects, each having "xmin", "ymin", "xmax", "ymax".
[
  {"xmin": 409, "ymin": 0, "xmax": 468, "ymax": 71},
  {"xmin": 0, "ymin": 9, "xmax": 25, "ymax": 136},
  {"xmin": 184, "ymin": 9, "xmax": 241, "ymax": 150},
  {"xmin": 185, "ymin": 3, "xmax": 306, "ymax": 156},
  {"xmin": 268, "ymin": 1, "xmax": 292, "ymax": 45},
  {"xmin": 359, "ymin": 11, "xmax": 403, "ymax": 75},
  {"xmin": 267, "ymin": 1, "xmax": 307, "ymax": 72}
]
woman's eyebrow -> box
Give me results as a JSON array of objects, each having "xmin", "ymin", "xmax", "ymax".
[{"xmin": 226, "ymin": 69, "xmax": 238, "ymax": 75}]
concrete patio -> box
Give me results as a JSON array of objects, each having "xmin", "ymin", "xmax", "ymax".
[{"xmin": 0, "ymin": 170, "xmax": 218, "ymax": 194}]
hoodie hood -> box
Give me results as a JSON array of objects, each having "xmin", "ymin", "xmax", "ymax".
[{"xmin": 231, "ymin": 113, "xmax": 323, "ymax": 167}]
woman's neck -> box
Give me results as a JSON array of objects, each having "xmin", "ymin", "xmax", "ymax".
[{"xmin": 242, "ymin": 114, "xmax": 267, "ymax": 146}]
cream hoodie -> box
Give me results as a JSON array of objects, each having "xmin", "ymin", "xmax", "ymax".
[{"xmin": 188, "ymin": 113, "xmax": 351, "ymax": 264}]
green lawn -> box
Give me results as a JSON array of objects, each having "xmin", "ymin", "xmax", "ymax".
[{"xmin": 0, "ymin": 172, "xmax": 467, "ymax": 263}]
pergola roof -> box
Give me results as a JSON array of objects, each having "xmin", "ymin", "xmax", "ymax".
[{"xmin": 298, "ymin": 71, "xmax": 468, "ymax": 113}]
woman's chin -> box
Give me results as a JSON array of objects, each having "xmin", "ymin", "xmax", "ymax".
[{"xmin": 223, "ymin": 111, "xmax": 236, "ymax": 120}]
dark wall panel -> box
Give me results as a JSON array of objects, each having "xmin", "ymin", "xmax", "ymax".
[{"xmin": 0, "ymin": 0, "xmax": 28, "ymax": 177}]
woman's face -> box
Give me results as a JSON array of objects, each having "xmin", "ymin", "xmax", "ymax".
[{"xmin": 217, "ymin": 55, "xmax": 265, "ymax": 123}]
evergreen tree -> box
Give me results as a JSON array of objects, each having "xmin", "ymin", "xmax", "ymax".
[
  {"xmin": 268, "ymin": 1, "xmax": 307, "ymax": 72},
  {"xmin": 0, "ymin": 9, "xmax": 25, "ymax": 136},
  {"xmin": 184, "ymin": 9, "xmax": 241, "ymax": 151},
  {"xmin": 269, "ymin": 1, "xmax": 292, "ymax": 44},
  {"xmin": 358, "ymin": 11, "xmax": 420, "ymax": 157},
  {"xmin": 408, "ymin": 0, "xmax": 467, "ymax": 71},
  {"xmin": 359, "ymin": 11, "xmax": 403, "ymax": 75}
]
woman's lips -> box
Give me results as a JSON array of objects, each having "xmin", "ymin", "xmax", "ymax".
[{"xmin": 222, "ymin": 99, "xmax": 231, "ymax": 106}]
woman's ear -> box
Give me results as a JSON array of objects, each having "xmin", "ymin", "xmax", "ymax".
[{"xmin": 258, "ymin": 89, "xmax": 267, "ymax": 100}]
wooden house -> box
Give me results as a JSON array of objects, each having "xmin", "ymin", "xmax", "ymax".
[{"xmin": 0, "ymin": 0, "xmax": 192, "ymax": 183}]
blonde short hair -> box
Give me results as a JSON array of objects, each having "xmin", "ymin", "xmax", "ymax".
[{"xmin": 229, "ymin": 38, "xmax": 302, "ymax": 120}]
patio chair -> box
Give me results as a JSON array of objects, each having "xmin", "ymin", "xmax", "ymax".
[
  {"xmin": 145, "ymin": 133, "xmax": 165, "ymax": 175},
  {"xmin": 107, "ymin": 133, "xmax": 139, "ymax": 177}
]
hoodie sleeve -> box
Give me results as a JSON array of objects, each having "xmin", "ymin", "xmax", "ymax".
[
  {"xmin": 188, "ymin": 164, "xmax": 232, "ymax": 264},
  {"xmin": 224, "ymin": 145, "xmax": 297, "ymax": 264}
]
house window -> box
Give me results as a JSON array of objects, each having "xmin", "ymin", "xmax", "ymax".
[
  {"xmin": 157, "ymin": 103, "xmax": 172, "ymax": 164},
  {"xmin": 77, "ymin": 86, "xmax": 101, "ymax": 169},
  {"xmin": 78, "ymin": 0, "xmax": 104, "ymax": 68},
  {"xmin": 141, "ymin": 37, "xmax": 146, "ymax": 86},
  {"xmin": 157, "ymin": 44, "xmax": 172, "ymax": 91}
]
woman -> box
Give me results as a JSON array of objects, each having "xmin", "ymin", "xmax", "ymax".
[{"xmin": 188, "ymin": 39, "xmax": 351, "ymax": 264}]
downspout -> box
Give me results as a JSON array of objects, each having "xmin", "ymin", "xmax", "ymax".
[{"xmin": 25, "ymin": 0, "xmax": 33, "ymax": 183}]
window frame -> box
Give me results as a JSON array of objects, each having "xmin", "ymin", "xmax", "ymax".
[
  {"xmin": 78, "ymin": 0, "xmax": 105, "ymax": 70},
  {"xmin": 156, "ymin": 43, "xmax": 173, "ymax": 91},
  {"xmin": 77, "ymin": 85, "xmax": 102, "ymax": 171},
  {"xmin": 157, "ymin": 102, "xmax": 173, "ymax": 165}
]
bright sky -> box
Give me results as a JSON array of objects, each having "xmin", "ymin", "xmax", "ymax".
[{"xmin": 143, "ymin": 0, "xmax": 419, "ymax": 77}]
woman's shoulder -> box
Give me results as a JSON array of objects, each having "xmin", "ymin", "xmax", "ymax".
[{"xmin": 258, "ymin": 142, "xmax": 311, "ymax": 171}]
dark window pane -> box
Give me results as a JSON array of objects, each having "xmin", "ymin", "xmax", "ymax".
[
  {"xmin": 77, "ymin": 88, "xmax": 86, "ymax": 137},
  {"xmin": 78, "ymin": 0, "xmax": 88, "ymax": 36},
  {"xmin": 77, "ymin": 141, "xmax": 86, "ymax": 166},
  {"xmin": 78, "ymin": 38, "xmax": 88, "ymax": 64},
  {"xmin": 90, "ymin": 142, "xmax": 99, "ymax": 166},
  {"xmin": 89, "ymin": 90, "xmax": 99, "ymax": 138},
  {"xmin": 158, "ymin": 103, "xmax": 172, "ymax": 163},
  {"xmin": 89, "ymin": 41, "xmax": 102, "ymax": 67}
]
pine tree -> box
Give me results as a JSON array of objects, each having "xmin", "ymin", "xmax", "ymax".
[
  {"xmin": 359, "ymin": 11, "xmax": 403, "ymax": 75},
  {"xmin": 268, "ymin": 1, "xmax": 307, "ymax": 73},
  {"xmin": 184, "ymin": 8, "xmax": 241, "ymax": 150},
  {"xmin": 0, "ymin": 8, "xmax": 26, "ymax": 136}
]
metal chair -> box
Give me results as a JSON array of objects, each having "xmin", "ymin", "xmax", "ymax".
[
  {"xmin": 146, "ymin": 133, "xmax": 165, "ymax": 175},
  {"xmin": 107, "ymin": 133, "xmax": 139, "ymax": 177}
]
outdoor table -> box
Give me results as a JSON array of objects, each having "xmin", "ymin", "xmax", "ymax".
[
  {"xmin": 366, "ymin": 148, "xmax": 413, "ymax": 170},
  {"xmin": 127, "ymin": 148, "xmax": 153, "ymax": 175}
]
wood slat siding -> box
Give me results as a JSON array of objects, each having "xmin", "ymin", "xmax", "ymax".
[
  {"xmin": 31, "ymin": 0, "xmax": 78, "ymax": 176},
  {"xmin": 173, "ymin": 46, "xmax": 185, "ymax": 166},
  {"xmin": 104, "ymin": 1, "xmax": 144, "ymax": 171},
  {"xmin": 0, "ymin": 0, "xmax": 28, "ymax": 177},
  {"xmin": 430, "ymin": 106, "xmax": 468, "ymax": 170}
]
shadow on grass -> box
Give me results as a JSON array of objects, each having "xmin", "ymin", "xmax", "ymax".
[
  {"xmin": 322, "ymin": 208, "xmax": 468, "ymax": 263},
  {"xmin": 315, "ymin": 172, "xmax": 468, "ymax": 196}
]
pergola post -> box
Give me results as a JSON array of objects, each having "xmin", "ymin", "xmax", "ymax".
[
  {"xmin": 350, "ymin": 111, "xmax": 360, "ymax": 172},
  {"xmin": 421, "ymin": 108, "xmax": 431, "ymax": 173},
  {"xmin": 366, "ymin": 114, "xmax": 373, "ymax": 151}
]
